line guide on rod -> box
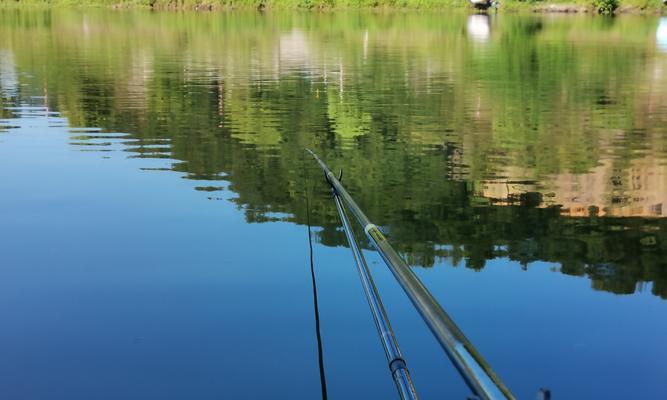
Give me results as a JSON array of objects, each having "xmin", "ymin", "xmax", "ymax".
[{"xmin": 307, "ymin": 149, "xmax": 515, "ymax": 400}]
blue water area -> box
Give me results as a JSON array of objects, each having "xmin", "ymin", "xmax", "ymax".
[{"xmin": 1, "ymin": 10, "xmax": 667, "ymax": 400}]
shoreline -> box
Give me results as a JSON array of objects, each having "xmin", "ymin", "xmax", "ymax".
[{"xmin": 0, "ymin": 0, "xmax": 665, "ymax": 14}]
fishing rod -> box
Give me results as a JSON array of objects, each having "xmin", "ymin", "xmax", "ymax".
[
  {"xmin": 332, "ymin": 181, "xmax": 418, "ymax": 400},
  {"xmin": 307, "ymin": 149, "xmax": 514, "ymax": 400}
]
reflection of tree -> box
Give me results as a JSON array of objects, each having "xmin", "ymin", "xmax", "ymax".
[{"xmin": 2, "ymin": 10, "xmax": 667, "ymax": 298}]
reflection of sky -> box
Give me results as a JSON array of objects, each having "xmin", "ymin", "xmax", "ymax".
[
  {"xmin": 3, "ymin": 98, "xmax": 667, "ymax": 400},
  {"xmin": 658, "ymin": 17, "xmax": 667, "ymax": 53},
  {"xmin": 414, "ymin": 256, "xmax": 667, "ymax": 400},
  {"xmin": 3, "ymin": 14, "xmax": 667, "ymax": 400},
  {"xmin": 0, "ymin": 106, "xmax": 338, "ymax": 399}
]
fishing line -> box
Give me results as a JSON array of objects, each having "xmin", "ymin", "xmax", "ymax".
[{"xmin": 304, "ymin": 155, "xmax": 328, "ymax": 400}]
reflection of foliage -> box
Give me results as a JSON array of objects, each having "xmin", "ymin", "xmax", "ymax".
[
  {"xmin": 396, "ymin": 202, "xmax": 667, "ymax": 298},
  {"xmin": 2, "ymin": 10, "xmax": 667, "ymax": 298},
  {"xmin": 593, "ymin": 0, "xmax": 618, "ymax": 14},
  {"xmin": 327, "ymin": 91, "xmax": 372, "ymax": 142}
]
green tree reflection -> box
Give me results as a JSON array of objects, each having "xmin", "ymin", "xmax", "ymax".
[{"xmin": 1, "ymin": 10, "xmax": 666, "ymax": 298}]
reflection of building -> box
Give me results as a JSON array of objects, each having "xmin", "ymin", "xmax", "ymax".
[
  {"xmin": 552, "ymin": 158, "xmax": 667, "ymax": 217},
  {"xmin": 466, "ymin": 15, "xmax": 490, "ymax": 44},
  {"xmin": 278, "ymin": 30, "xmax": 312, "ymax": 73},
  {"xmin": 476, "ymin": 157, "xmax": 667, "ymax": 217},
  {"xmin": 475, "ymin": 167, "xmax": 539, "ymax": 206},
  {"xmin": 658, "ymin": 17, "xmax": 667, "ymax": 53},
  {"xmin": 122, "ymin": 49, "xmax": 153, "ymax": 111},
  {"xmin": 0, "ymin": 49, "xmax": 18, "ymax": 99}
]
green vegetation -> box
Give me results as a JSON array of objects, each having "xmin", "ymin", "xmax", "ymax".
[
  {"xmin": 593, "ymin": 0, "xmax": 618, "ymax": 13},
  {"xmin": 1, "ymin": 10, "xmax": 667, "ymax": 298},
  {"xmin": 0, "ymin": 0, "xmax": 665, "ymax": 14},
  {"xmin": 0, "ymin": 0, "xmax": 463, "ymax": 10}
]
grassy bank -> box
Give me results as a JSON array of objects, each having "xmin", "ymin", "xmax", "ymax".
[{"xmin": 0, "ymin": 0, "xmax": 665, "ymax": 14}]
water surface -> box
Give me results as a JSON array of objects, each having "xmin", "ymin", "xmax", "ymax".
[{"xmin": 1, "ymin": 10, "xmax": 667, "ymax": 399}]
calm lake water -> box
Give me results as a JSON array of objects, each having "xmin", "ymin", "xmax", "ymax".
[{"xmin": 1, "ymin": 9, "xmax": 667, "ymax": 399}]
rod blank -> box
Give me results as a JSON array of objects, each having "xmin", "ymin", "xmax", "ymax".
[
  {"xmin": 308, "ymin": 149, "xmax": 514, "ymax": 400},
  {"xmin": 333, "ymin": 192, "xmax": 418, "ymax": 400}
]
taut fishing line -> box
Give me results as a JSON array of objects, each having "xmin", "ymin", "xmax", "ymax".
[{"xmin": 304, "ymin": 153, "xmax": 328, "ymax": 400}]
